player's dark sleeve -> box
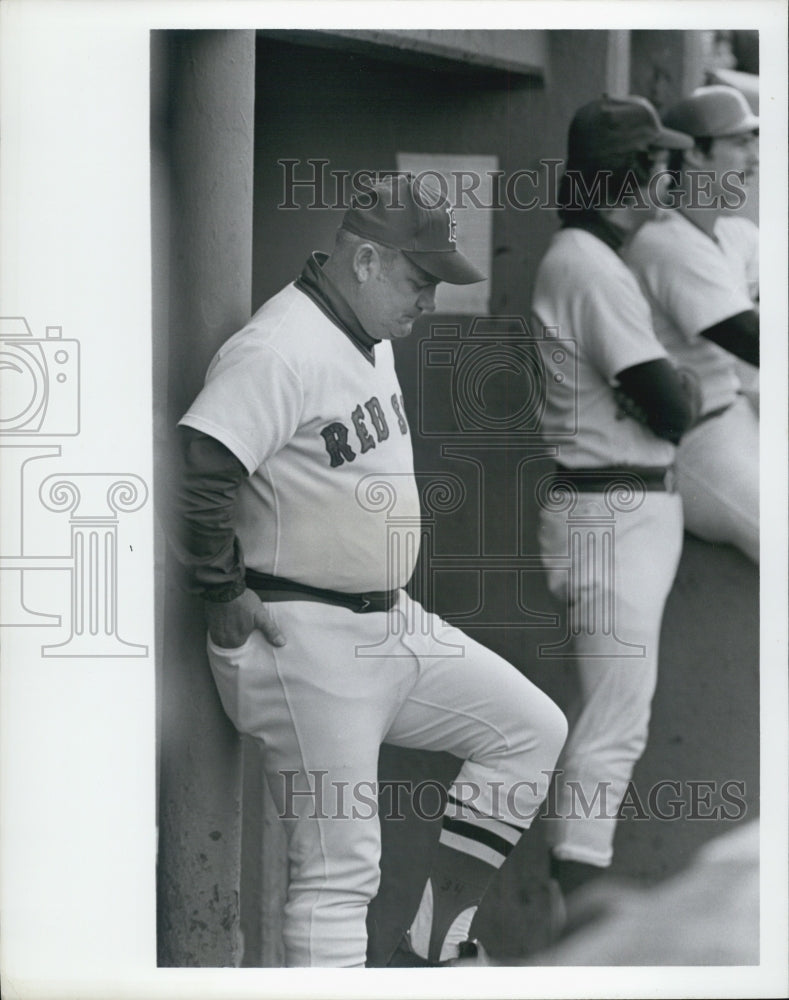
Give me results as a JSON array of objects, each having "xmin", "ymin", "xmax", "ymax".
[
  {"xmin": 614, "ymin": 358, "xmax": 698, "ymax": 444},
  {"xmin": 699, "ymin": 310, "xmax": 759, "ymax": 366},
  {"xmin": 170, "ymin": 425, "xmax": 248, "ymax": 602}
]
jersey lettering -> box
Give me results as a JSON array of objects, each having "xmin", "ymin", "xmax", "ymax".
[
  {"xmin": 391, "ymin": 394, "xmax": 408, "ymax": 434},
  {"xmin": 321, "ymin": 394, "xmax": 408, "ymax": 467},
  {"xmin": 351, "ymin": 404, "xmax": 376, "ymax": 453},
  {"xmin": 365, "ymin": 396, "xmax": 389, "ymax": 442},
  {"xmin": 321, "ymin": 422, "xmax": 356, "ymax": 467}
]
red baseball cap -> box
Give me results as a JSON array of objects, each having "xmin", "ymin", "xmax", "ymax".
[
  {"xmin": 568, "ymin": 94, "xmax": 693, "ymax": 169},
  {"xmin": 340, "ymin": 173, "xmax": 485, "ymax": 285}
]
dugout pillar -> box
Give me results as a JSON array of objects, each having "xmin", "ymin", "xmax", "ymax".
[{"xmin": 153, "ymin": 29, "xmax": 256, "ymax": 967}]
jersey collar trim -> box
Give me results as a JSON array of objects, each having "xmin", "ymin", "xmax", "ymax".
[
  {"xmin": 561, "ymin": 211, "xmax": 625, "ymax": 253},
  {"xmin": 295, "ymin": 252, "xmax": 379, "ymax": 365}
]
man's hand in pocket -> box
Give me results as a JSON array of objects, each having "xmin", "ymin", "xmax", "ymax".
[{"xmin": 204, "ymin": 588, "xmax": 286, "ymax": 648}]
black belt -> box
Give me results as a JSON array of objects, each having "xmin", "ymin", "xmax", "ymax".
[
  {"xmin": 245, "ymin": 569, "xmax": 398, "ymax": 614},
  {"xmin": 550, "ymin": 464, "xmax": 677, "ymax": 493}
]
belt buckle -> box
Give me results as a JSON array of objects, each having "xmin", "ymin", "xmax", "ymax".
[{"xmin": 664, "ymin": 467, "xmax": 677, "ymax": 493}]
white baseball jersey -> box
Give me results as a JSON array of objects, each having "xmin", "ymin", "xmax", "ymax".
[
  {"xmin": 180, "ymin": 281, "xmax": 420, "ymax": 593},
  {"xmin": 623, "ymin": 211, "xmax": 758, "ymax": 415},
  {"xmin": 715, "ymin": 214, "xmax": 759, "ymax": 307},
  {"xmin": 531, "ymin": 226, "xmax": 675, "ymax": 468}
]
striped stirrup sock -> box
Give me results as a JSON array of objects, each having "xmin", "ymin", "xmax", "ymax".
[{"xmin": 407, "ymin": 793, "xmax": 523, "ymax": 962}]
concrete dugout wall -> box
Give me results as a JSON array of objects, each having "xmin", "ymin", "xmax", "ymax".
[{"xmin": 153, "ymin": 30, "xmax": 256, "ymax": 967}]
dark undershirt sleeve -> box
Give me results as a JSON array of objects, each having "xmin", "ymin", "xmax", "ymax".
[
  {"xmin": 699, "ymin": 310, "xmax": 759, "ymax": 366},
  {"xmin": 615, "ymin": 358, "xmax": 698, "ymax": 444},
  {"xmin": 170, "ymin": 425, "xmax": 248, "ymax": 601}
]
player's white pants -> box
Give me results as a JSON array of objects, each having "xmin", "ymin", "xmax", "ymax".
[
  {"xmin": 538, "ymin": 491, "xmax": 683, "ymax": 867},
  {"xmin": 206, "ymin": 591, "xmax": 566, "ymax": 967},
  {"xmin": 675, "ymin": 396, "xmax": 759, "ymax": 563}
]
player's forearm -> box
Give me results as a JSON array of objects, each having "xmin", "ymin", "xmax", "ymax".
[
  {"xmin": 615, "ymin": 358, "xmax": 699, "ymax": 444},
  {"xmin": 171, "ymin": 426, "xmax": 248, "ymax": 601}
]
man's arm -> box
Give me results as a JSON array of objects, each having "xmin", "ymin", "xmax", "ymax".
[
  {"xmin": 614, "ymin": 358, "xmax": 700, "ymax": 444},
  {"xmin": 172, "ymin": 425, "xmax": 285, "ymax": 648},
  {"xmin": 699, "ymin": 310, "xmax": 759, "ymax": 367}
]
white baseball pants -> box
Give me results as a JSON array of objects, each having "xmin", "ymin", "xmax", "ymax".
[
  {"xmin": 538, "ymin": 490, "xmax": 683, "ymax": 867},
  {"xmin": 207, "ymin": 590, "xmax": 567, "ymax": 967},
  {"xmin": 674, "ymin": 396, "xmax": 759, "ymax": 563}
]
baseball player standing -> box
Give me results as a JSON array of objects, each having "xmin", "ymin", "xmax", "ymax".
[
  {"xmin": 623, "ymin": 85, "xmax": 760, "ymax": 563},
  {"xmin": 531, "ymin": 97, "xmax": 698, "ymax": 897},
  {"xmin": 172, "ymin": 175, "xmax": 567, "ymax": 967}
]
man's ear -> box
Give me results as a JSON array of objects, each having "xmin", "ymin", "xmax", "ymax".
[
  {"xmin": 684, "ymin": 142, "xmax": 712, "ymax": 170},
  {"xmin": 352, "ymin": 242, "xmax": 380, "ymax": 283}
]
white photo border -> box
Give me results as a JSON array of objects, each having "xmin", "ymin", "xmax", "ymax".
[{"xmin": 1, "ymin": 2, "xmax": 786, "ymax": 998}]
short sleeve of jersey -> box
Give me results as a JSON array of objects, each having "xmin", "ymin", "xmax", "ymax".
[
  {"xmin": 179, "ymin": 337, "xmax": 304, "ymax": 476},
  {"xmin": 627, "ymin": 218, "xmax": 754, "ymax": 341},
  {"xmin": 577, "ymin": 258, "xmax": 667, "ymax": 383}
]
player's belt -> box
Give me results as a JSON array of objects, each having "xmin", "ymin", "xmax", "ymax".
[
  {"xmin": 551, "ymin": 464, "xmax": 678, "ymax": 493},
  {"xmin": 245, "ymin": 569, "xmax": 399, "ymax": 614}
]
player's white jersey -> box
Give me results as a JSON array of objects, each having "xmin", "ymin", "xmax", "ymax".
[
  {"xmin": 715, "ymin": 214, "xmax": 759, "ymax": 308},
  {"xmin": 180, "ymin": 282, "xmax": 420, "ymax": 592},
  {"xmin": 623, "ymin": 211, "xmax": 757, "ymax": 415},
  {"xmin": 531, "ymin": 227, "xmax": 675, "ymax": 469}
]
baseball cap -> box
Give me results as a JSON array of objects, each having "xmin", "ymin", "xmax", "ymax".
[
  {"xmin": 663, "ymin": 85, "xmax": 759, "ymax": 139},
  {"xmin": 568, "ymin": 94, "xmax": 693, "ymax": 169},
  {"xmin": 340, "ymin": 174, "xmax": 485, "ymax": 285}
]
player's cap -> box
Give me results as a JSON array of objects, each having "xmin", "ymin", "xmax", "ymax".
[
  {"xmin": 568, "ymin": 94, "xmax": 693, "ymax": 168},
  {"xmin": 340, "ymin": 174, "xmax": 485, "ymax": 285},
  {"xmin": 663, "ymin": 85, "xmax": 759, "ymax": 139}
]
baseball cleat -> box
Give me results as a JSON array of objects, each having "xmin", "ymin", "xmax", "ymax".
[{"xmin": 447, "ymin": 938, "xmax": 492, "ymax": 966}]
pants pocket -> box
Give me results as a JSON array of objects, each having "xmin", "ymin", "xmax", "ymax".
[{"xmin": 206, "ymin": 631, "xmax": 270, "ymax": 736}]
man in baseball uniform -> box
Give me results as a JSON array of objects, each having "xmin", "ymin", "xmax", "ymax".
[
  {"xmin": 623, "ymin": 85, "xmax": 760, "ymax": 563},
  {"xmin": 173, "ymin": 174, "xmax": 567, "ymax": 967},
  {"xmin": 531, "ymin": 97, "xmax": 698, "ymax": 896}
]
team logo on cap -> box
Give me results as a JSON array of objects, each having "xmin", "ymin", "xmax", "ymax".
[{"xmin": 445, "ymin": 205, "xmax": 458, "ymax": 244}]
